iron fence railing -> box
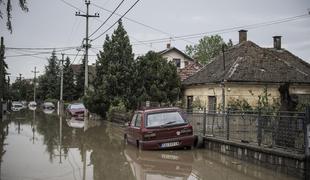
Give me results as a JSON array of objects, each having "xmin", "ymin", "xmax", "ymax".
[{"xmin": 184, "ymin": 109, "xmax": 307, "ymax": 153}]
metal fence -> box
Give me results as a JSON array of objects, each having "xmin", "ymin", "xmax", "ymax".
[{"xmin": 184, "ymin": 109, "xmax": 307, "ymax": 153}]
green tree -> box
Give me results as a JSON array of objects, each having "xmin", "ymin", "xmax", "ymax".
[
  {"xmin": 135, "ymin": 51, "xmax": 181, "ymax": 105},
  {"xmin": 37, "ymin": 51, "xmax": 60, "ymax": 100},
  {"xmin": 0, "ymin": 40, "xmax": 8, "ymax": 100},
  {"xmin": 63, "ymin": 56, "xmax": 75, "ymax": 101},
  {"xmin": 36, "ymin": 75, "xmax": 48, "ymax": 101},
  {"xmin": 75, "ymin": 57, "xmax": 85, "ymax": 99},
  {"xmin": 0, "ymin": 0, "xmax": 28, "ymax": 33},
  {"xmin": 185, "ymin": 35, "xmax": 231, "ymax": 65},
  {"xmin": 85, "ymin": 20, "xmax": 134, "ymax": 116},
  {"xmin": 45, "ymin": 51, "xmax": 60, "ymax": 99},
  {"xmin": 10, "ymin": 79, "xmax": 33, "ymax": 101}
]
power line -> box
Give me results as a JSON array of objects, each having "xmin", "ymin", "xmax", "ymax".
[
  {"xmin": 59, "ymin": 0, "xmax": 85, "ymax": 13},
  {"xmin": 5, "ymin": 46, "xmax": 79, "ymax": 51},
  {"xmin": 126, "ymin": 13, "xmax": 310, "ymax": 45},
  {"xmin": 5, "ymin": 48, "xmax": 87, "ymax": 58},
  {"xmin": 91, "ymin": 2, "xmax": 194, "ymax": 44},
  {"xmin": 89, "ymin": 0, "xmax": 126, "ymax": 38},
  {"xmin": 91, "ymin": 0, "xmax": 141, "ymax": 42},
  {"xmin": 5, "ymin": 52, "xmax": 96, "ymax": 58},
  {"xmin": 5, "ymin": 12, "xmax": 309, "ymax": 58}
]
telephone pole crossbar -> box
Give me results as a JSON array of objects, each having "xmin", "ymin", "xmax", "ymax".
[{"xmin": 75, "ymin": 0, "xmax": 99, "ymax": 96}]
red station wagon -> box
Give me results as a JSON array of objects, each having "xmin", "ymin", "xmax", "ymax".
[{"xmin": 124, "ymin": 107, "xmax": 196, "ymax": 150}]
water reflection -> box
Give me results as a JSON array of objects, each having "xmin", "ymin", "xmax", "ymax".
[
  {"xmin": 0, "ymin": 110, "xmax": 300, "ymax": 180},
  {"xmin": 66, "ymin": 117, "xmax": 84, "ymax": 129},
  {"xmin": 43, "ymin": 108, "xmax": 55, "ymax": 114},
  {"xmin": 124, "ymin": 146, "xmax": 196, "ymax": 180}
]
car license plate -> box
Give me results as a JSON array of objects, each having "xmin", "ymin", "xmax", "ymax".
[{"xmin": 161, "ymin": 141, "xmax": 179, "ymax": 148}]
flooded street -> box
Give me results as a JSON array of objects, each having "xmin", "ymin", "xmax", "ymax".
[{"xmin": 0, "ymin": 110, "xmax": 300, "ymax": 180}]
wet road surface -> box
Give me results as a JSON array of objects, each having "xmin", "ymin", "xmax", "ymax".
[{"xmin": 0, "ymin": 110, "xmax": 300, "ymax": 180}]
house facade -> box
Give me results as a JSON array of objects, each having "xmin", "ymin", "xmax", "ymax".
[
  {"xmin": 159, "ymin": 44, "xmax": 195, "ymax": 69},
  {"xmin": 182, "ymin": 30, "xmax": 310, "ymax": 111}
]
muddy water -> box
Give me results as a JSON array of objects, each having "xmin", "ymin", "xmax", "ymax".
[{"xmin": 0, "ymin": 110, "xmax": 299, "ymax": 180}]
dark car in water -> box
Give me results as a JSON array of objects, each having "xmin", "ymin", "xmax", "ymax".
[
  {"xmin": 66, "ymin": 103, "xmax": 86, "ymax": 117},
  {"xmin": 124, "ymin": 107, "xmax": 196, "ymax": 150}
]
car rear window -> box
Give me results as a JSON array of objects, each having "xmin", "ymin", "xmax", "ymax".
[
  {"xmin": 146, "ymin": 111, "xmax": 186, "ymax": 128},
  {"xmin": 70, "ymin": 104, "xmax": 85, "ymax": 109}
]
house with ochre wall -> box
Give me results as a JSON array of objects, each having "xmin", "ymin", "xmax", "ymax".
[{"xmin": 182, "ymin": 30, "xmax": 310, "ymax": 111}]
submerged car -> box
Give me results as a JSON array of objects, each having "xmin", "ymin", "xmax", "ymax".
[
  {"xmin": 124, "ymin": 107, "xmax": 196, "ymax": 150},
  {"xmin": 11, "ymin": 101, "xmax": 24, "ymax": 111},
  {"xmin": 28, "ymin": 101, "xmax": 37, "ymax": 107},
  {"xmin": 66, "ymin": 103, "xmax": 86, "ymax": 117},
  {"xmin": 42, "ymin": 102, "xmax": 55, "ymax": 110}
]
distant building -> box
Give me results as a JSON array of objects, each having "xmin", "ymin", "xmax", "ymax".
[
  {"xmin": 158, "ymin": 44, "xmax": 195, "ymax": 69},
  {"xmin": 182, "ymin": 30, "xmax": 310, "ymax": 111},
  {"xmin": 158, "ymin": 44, "xmax": 203, "ymax": 81}
]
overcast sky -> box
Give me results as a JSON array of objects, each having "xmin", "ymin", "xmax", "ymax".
[{"xmin": 0, "ymin": 0, "xmax": 309, "ymax": 81}]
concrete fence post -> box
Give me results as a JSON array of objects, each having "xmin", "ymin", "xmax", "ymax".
[
  {"xmin": 305, "ymin": 107, "xmax": 310, "ymax": 155},
  {"xmin": 203, "ymin": 108, "xmax": 206, "ymax": 136},
  {"xmin": 226, "ymin": 109, "xmax": 230, "ymax": 140},
  {"xmin": 257, "ymin": 109, "xmax": 262, "ymax": 146},
  {"xmin": 304, "ymin": 106, "xmax": 310, "ymax": 180}
]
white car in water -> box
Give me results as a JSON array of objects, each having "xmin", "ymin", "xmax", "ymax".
[
  {"xmin": 28, "ymin": 101, "xmax": 37, "ymax": 111},
  {"xmin": 11, "ymin": 101, "xmax": 24, "ymax": 111}
]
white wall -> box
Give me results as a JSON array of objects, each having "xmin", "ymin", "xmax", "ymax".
[{"xmin": 161, "ymin": 50, "xmax": 192, "ymax": 69}]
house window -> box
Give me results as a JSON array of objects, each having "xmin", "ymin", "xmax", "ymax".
[
  {"xmin": 187, "ymin": 96, "xmax": 193, "ymax": 111},
  {"xmin": 208, "ymin": 96, "xmax": 217, "ymax": 112},
  {"xmin": 173, "ymin": 58, "xmax": 181, "ymax": 68}
]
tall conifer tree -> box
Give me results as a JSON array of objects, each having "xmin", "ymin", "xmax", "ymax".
[
  {"xmin": 86, "ymin": 20, "xmax": 135, "ymax": 115},
  {"xmin": 63, "ymin": 56, "xmax": 75, "ymax": 101}
]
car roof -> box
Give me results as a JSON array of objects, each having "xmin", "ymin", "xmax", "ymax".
[
  {"xmin": 136, "ymin": 107, "xmax": 181, "ymax": 113},
  {"xmin": 70, "ymin": 103, "xmax": 84, "ymax": 105}
]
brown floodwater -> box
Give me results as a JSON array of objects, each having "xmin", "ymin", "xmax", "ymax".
[{"xmin": 0, "ymin": 110, "xmax": 300, "ymax": 180}]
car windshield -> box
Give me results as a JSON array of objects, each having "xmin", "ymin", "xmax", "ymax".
[
  {"xmin": 70, "ymin": 104, "xmax": 85, "ymax": 109},
  {"xmin": 44, "ymin": 102, "xmax": 54, "ymax": 106},
  {"xmin": 146, "ymin": 111, "xmax": 186, "ymax": 128}
]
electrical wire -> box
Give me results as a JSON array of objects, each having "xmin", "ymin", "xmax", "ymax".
[
  {"xmin": 59, "ymin": 0, "xmax": 85, "ymax": 13},
  {"xmin": 89, "ymin": 0, "xmax": 126, "ymax": 38},
  {"xmin": 91, "ymin": 2, "xmax": 194, "ymax": 44},
  {"xmin": 5, "ymin": 46, "xmax": 79, "ymax": 50},
  {"xmin": 126, "ymin": 13, "xmax": 310, "ymax": 45},
  {"xmin": 91, "ymin": 0, "xmax": 141, "ymax": 42}
]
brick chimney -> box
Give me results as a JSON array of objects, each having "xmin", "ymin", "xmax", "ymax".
[
  {"xmin": 273, "ymin": 36, "xmax": 282, "ymax": 50},
  {"xmin": 239, "ymin": 29, "xmax": 247, "ymax": 43},
  {"xmin": 166, "ymin": 43, "xmax": 171, "ymax": 49}
]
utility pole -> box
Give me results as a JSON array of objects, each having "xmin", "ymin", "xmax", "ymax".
[
  {"xmin": 18, "ymin": 73, "xmax": 23, "ymax": 101},
  {"xmin": 59, "ymin": 54, "xmax": 64, "ymax": 115},
  {"xmin": 0, "ymin": 37, "xmax": 4, "ymax": 118},
  {"xmin": 32, "ymin": 67, "xmax": 39, "ymax": 102},
  {"xmin": 75, "ymin": 0, "xmax": 99, "ymax": 96}
]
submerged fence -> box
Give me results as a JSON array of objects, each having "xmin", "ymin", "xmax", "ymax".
[{"xmin": 185, "ymin": 109, "xmax": 308, "ymax": 153}]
